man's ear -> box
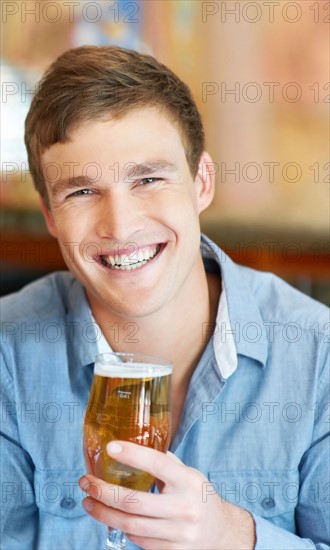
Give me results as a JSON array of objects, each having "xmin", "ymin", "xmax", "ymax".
[
  {"xmin": 39, "ymin": 197, "xmax": 58, "ymax": 238},
  {"xmin": 194, "ymin": 151, "xmax": 216, "ymax": 214}
]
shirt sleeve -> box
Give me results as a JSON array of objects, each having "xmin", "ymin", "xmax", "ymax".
[
  {"xmin": 252, "ymin": 514, "xmax": 322, "ymax": 549},
  {"xmin": 1, "ymin": 349, "xmax": 38, "ymax": 549},
  {"xmin": 253, "ymin": 344, "xmax": 330, "ymax": 550}
]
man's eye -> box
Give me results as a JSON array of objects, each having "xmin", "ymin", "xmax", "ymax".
[
  {"xmin": 69, "ymin": 189, "xmax": 93, "ymax": 197},
  {"xmin": 139, "ymin": 178, "xmax": 160, "ymax": 185}
]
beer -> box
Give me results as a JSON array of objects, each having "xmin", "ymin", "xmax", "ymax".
[{"xmin": 84, "ymin": 362, "xmax": 171, "ymax": 492}]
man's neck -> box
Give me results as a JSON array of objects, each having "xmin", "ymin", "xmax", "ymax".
[{"xmin": 89, "ymin": 258, "xmax": 221, "ymax": 382}]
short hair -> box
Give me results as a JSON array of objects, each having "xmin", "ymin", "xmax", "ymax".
[{"xmin": 25, "ymin": 45, "xmax": 205, "ymax": 207}]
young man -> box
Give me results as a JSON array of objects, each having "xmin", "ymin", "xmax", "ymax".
[{"xmin": 1, "ymin": 46, "xmax": 329, "ymax": 550}]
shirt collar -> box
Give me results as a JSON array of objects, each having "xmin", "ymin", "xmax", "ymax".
[
  {"xmin": 66, "ymin": 234, "xmax": 268, "ymax": 375},
  {"xmin": 201, "ymin": 234, "xmax": 268, "ymax": 378}
]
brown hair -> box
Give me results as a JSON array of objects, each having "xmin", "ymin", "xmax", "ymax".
[{"xmin": 25, "ymin": 45, "xmax": 205, "ymax": 207}]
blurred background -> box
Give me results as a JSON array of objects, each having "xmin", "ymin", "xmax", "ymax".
[{"xmin": 1, "ymin": 0, "xmax": 329, "ymax": 303}]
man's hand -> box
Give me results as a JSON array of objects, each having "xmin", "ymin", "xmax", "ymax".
[{"xmin": 79, "ymin": 441, "xmax": 255, "ymax": 550}]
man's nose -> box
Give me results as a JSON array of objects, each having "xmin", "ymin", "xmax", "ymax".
[{"xmin": 95, "ymin": 190, "xmax": 145, "ymax": 243}]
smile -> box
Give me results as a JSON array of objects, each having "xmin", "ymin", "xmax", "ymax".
[{"xmin": 100, "ymin": 244, "xmax": 161, "ymax": 271}]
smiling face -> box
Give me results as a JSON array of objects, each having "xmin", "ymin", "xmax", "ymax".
[{"xmin": 41, "ymin": 107, "xmax": 214, "ymax": 320}]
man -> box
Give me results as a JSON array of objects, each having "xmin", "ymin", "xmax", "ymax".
[{"xmin": 1, "ymin": 45, "xmax": 329, "ymax": 549}]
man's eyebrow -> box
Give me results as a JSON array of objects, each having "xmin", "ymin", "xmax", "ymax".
[
  {"xmin": 50, "ymin": 176, "xmax": 96, "ymax": 198},
  {"xmin": 49, "ymin": 160, "xmax": 178, "ymax": 197},
  {"xmin": 125, "ymin": 161, "xmax": 178, "ymax": 178}
]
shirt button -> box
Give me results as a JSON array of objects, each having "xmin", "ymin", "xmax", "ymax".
[
  {"xmin": 261, "ymin": 497, "xmax": 275, "ymax": 510},
  {"xmin": 60, "ymin": 497, "xmax": 76, "ymax": 510}
]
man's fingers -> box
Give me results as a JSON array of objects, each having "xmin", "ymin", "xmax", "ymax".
[
  {"xmin": 81, "ymin": 496, "xmax": 175, "ymax": 541},
  {"xmin": 79, "ymin": 473, "xmax": 174, "ymax": 518},
  {"xmin": 106, "ymin": 441, "xmax": 184, "ymax": 486},
  {"xmin": 79, "ymin": 474, "xmax": 147, "ymax": 513}
]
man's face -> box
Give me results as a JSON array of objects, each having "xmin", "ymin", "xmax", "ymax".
[{"xmin": 41, "ymin": 107, "xmax": 214, "ymax": 319}]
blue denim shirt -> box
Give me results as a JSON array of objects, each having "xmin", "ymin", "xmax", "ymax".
[{"xmin": 1, "ymin": 235, "xmax": 329, "ymax": 549}]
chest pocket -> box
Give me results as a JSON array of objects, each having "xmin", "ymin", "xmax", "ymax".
[
  {"xmin": 208, "ymin": 469, "xmax": 299, "ymax": 526},
  {"xmin": 34, "ymin": 468, "xmax": 86, "ymax": 519}
]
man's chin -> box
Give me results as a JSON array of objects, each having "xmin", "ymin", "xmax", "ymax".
[{"xmin": 85, "ymin": 287, "xmax": 164, "ymax": 321}]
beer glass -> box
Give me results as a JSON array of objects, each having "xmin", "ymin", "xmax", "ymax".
[{"xmin": 83, "ymin": 352, "xmax": 172, "ymax": 550}]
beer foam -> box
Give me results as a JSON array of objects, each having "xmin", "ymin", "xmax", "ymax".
[{"xmin": 94, "ymin": 362, "xmax": 172, "ymax": 378}]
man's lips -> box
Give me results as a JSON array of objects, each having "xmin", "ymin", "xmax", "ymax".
[{"xmin": 99, "ymin": 243, "xmax": 164, "ymax": 271}]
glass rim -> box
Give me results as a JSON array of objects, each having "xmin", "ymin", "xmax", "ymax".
[{"xmin": 95, "ymin": 352, "xmax": 172, "ymax": 370}]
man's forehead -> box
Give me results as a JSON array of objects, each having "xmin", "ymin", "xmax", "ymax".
[
  {"xmin": 41, "ymin": 108, "xmax": 187, "ymax": 187},
  {"xmin": 42, "ymin": 107, "xmax": 184, "ymax": 160}
]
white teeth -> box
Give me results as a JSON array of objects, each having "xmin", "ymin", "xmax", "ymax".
[
  {"xmin": 122, "ymin": 253, "xmax": 138, "ymax": 265},
  {"xmin": 102, "ymin": 245, "xmax": 160, "ymax": 270}
]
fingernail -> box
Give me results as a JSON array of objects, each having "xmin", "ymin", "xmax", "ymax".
[
  {"xmin": 107, "ymin": 442, "xmax": 123, "ymax": 455},
  {"xmin": 83, "ymin": 498, "xmax": 94, "ymax": 512}
]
